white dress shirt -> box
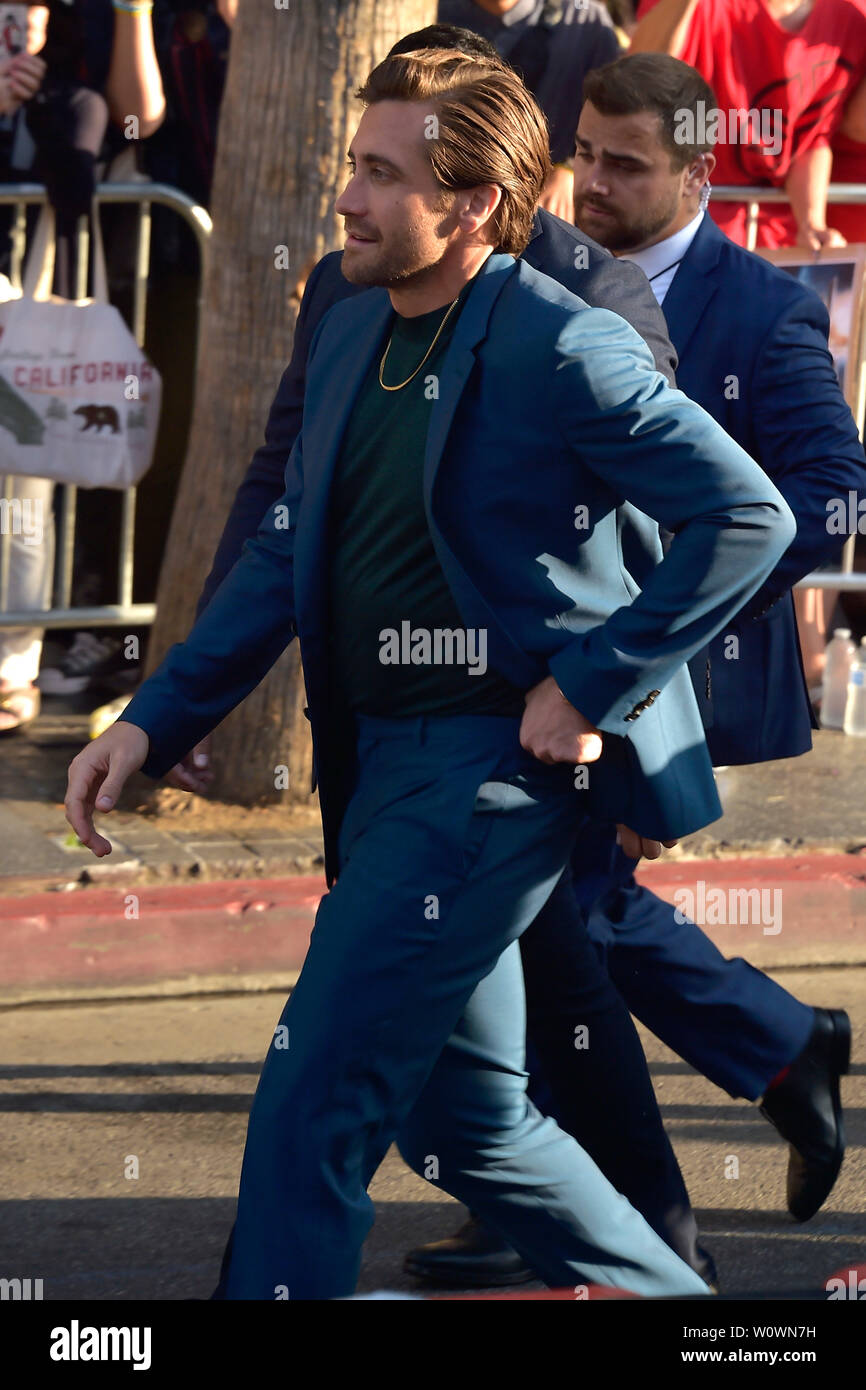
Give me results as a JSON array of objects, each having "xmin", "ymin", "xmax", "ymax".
[{"xmin": 618, "ymin": 211, "xmax": 704, "ymax": 306}]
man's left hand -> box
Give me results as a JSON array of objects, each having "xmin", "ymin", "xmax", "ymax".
[
  {"xmin": 616, "ymin": 823, "xmax": 679, "ymax": 861},
  {"xmin": 520, "ymin": 675, "xmax": 602, "ymax": 764}
]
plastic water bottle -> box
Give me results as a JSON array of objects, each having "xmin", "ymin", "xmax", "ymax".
[
  {"xmin": 843, "ymin": 636, "xmax": 866, "ymax": 736},
  {"xmin": 820, "ymin": 628, "xmax": 855, "ymax": 729}
]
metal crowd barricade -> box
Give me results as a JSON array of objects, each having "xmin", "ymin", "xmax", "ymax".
[
  {"xmin": 0, "ymin": 182, "xmax": 212, "ymax": 631},
  {"xmin": 713, "ymin": 183, "xmax": 866, "ymax": 591}
]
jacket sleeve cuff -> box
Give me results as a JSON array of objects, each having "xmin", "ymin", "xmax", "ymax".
[{"xmin": 548, "ymin": 631, "xmax": 667, "ymax": 733}]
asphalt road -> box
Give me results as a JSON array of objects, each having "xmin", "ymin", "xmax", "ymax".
[{"xmin": 1, "ymin": 966, "xmax": 863, "ymax": 1300}]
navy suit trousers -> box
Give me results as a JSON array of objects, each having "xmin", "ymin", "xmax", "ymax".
[
  {"xmin": 569, "ymin": 825, "xmax": 814, "ymax": 1100},
  {"xmin": 214, "ymin": 714, "xmax": 706, "ymax": 1299}
]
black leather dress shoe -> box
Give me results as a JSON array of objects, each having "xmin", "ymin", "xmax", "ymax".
[
  {"xmin": 403, "ymin": 1216, "xmax": 535, "ymax": 1287},
  {"xmin": 760, "ymin": 1007, "xmax": 851, "ymax": 1222},
  {"xmin": 404, "ymin": 1216, "xmax": 718, "ymax": 1290}
]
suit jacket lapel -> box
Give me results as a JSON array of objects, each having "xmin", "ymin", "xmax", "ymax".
[
  {"xmin": 421, "ymin": 254, "xmax": 540, "ymax": 686},
  {"xmin": 294, "ymin": 252, "xmax": 519, "ymax": 636},
  {"xmin": 660, "ymin": 215, "xmax": 725, "ymax": 361},
  {"xmin": 422, "ymin": 252, "xmax": 518, "ymax": 507}
]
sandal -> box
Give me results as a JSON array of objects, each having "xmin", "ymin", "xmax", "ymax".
[{"xmin": 0, "ymin": 684, "xmax": 41, "ymax": 734}]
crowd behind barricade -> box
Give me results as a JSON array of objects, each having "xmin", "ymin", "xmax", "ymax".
[
  {"xmin": 0, "ymin": 0, "xmax": 864, "ymax": 736},
  {"xmin": 0, "ymin": 0, "xmax": 231, "ymax": 731}
]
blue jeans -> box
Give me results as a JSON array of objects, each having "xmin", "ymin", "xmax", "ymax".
[{"xmin": 215, "ymin": 713, "xmax": 706, "ymax": 1299}]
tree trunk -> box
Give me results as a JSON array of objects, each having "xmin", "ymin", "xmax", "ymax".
[{"xmin": 146, "ymin": 0, "xmax": 435, "ymax": 803}]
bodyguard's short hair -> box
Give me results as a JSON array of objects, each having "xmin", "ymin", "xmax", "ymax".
[
  {"xmin": 356, "ymin": 50, "xmax": 552, "ymax": 256},
  {"xmin": 583, "ymin": 53, "xmax": 717, "ymax": 168},
  {"xmin": 389, "ymin": 24, "xmax": 502, "ymax": 64}
]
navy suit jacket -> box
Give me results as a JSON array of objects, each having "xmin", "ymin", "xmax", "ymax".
[
  {"xmin": 659, "ymin": 216, "xmax": 866, "ymax": 765},
  {"xmin": 196, "ymin": 208, "xmax": 676, "ymax": 617},
  {"xmin": 122, "ymin": 252, "xmax": 795, "ymax": 882}
]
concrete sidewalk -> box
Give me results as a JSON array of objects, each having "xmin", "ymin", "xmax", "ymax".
[{"xmin": 3, "ymin": 710, "xmax": 865, "ymax": 892}]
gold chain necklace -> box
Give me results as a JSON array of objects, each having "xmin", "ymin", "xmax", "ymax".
[{"xmin": 378, "ymin": 294, "xmax": 461, "ymax": 392}]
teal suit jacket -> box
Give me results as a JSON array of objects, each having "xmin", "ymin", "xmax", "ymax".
[{"xmin": 120, "ymin": 252, "xmax": 795, "ymax": 882}]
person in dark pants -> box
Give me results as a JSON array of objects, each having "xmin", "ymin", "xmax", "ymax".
[
  {"xmin": 411, "ymin": 50, "xmax": 863, "ymax": 1287},
  {"xmin": 65, "ymin": 46, "xmax": 793, "ymax": 1299},
  {"xmin": 568, "ymin": 52, "xmax": 861, "ymax": 1216}
]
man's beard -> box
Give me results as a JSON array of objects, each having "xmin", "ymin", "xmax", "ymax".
[
  {"xmin": 341, "ymin": 208, "xmax": 454, "ymax": 288},
  {"xmin": 342, "ymin": 241, "xmax": 449, "ymax": 289},
  {"xmin": 574, "ymin": 187, "xmax": 681, "ymax": 254}
]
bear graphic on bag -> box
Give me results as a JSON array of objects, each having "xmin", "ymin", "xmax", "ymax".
[{"xmin": 73, "ymin": 404, "xmax": 121, "ymax": 434}]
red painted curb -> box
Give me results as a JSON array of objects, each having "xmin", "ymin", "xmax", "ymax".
[
  {"xmin": 636, "ymin": 852, "xmax": 866, "ymax": 953},
  {"xmin": 638, "ymin": 851, "xmax": 866, "ymax": 887},
  {"xmin": 0, "ymin": 876, "xmax": 326, "ymax": 994},
  {"xmin": 1, "ymin": 852, "xmax": 864, "ymax": 997}
]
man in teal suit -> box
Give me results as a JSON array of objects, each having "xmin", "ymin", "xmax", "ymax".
[{"xmin": 64, "ymin": 50, "xmax": 794, "ymax": 1299}]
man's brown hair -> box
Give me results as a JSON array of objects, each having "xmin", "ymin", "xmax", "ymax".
[
  {"xmin": 583, "ymin": 54, "xmax": 717, "ymax": 168},
  {"xmin": 356, "ymin": 50, "xmax": 553, "ymax": 256}
]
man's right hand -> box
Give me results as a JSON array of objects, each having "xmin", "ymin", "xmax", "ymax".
[
  {"xmin": 65, "ymin": 721, "xmax": 150, "ymax": 857},
  {"xmin": 520, "ymin": 676, "xmax": 603, "ymax": 765},
  {"xmin": 165, "ymin": 734, "xmax": 214, "ymax": 794}
]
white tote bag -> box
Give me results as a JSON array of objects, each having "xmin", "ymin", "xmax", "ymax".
[{"xmin": 0, "ymin": 204, "xmax": 162, "ymax": 488}]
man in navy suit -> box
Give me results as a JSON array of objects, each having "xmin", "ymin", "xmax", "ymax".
[
  {"xmin": 567, "ymin": 49, "xmax": 861, "ymax": 1217},
  {"xmin": 412, "ymin": 50, "xmax": 864, "ymax": 1292},
  {"xmin": 65, "ymin": 48, "xmax": 793, "ymax": 1298}
]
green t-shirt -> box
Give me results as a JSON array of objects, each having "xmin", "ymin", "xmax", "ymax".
[{"xmin": 327, "ymin": 276, "xmax": 525, "ymax": 718}]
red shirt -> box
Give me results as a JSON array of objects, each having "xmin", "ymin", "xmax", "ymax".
[{"xmin": 638, "ymin": 0, "xmax": 866, "ymax": 245}]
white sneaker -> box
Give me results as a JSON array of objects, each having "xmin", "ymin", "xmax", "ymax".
[{"xmin": 38, "ymin": 631, "xmax": 128, "ymax": 695}]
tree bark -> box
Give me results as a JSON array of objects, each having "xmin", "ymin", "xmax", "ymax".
[{"xmin": 146, "ymin": 0, "xmax": 435, "ymax": 803}]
